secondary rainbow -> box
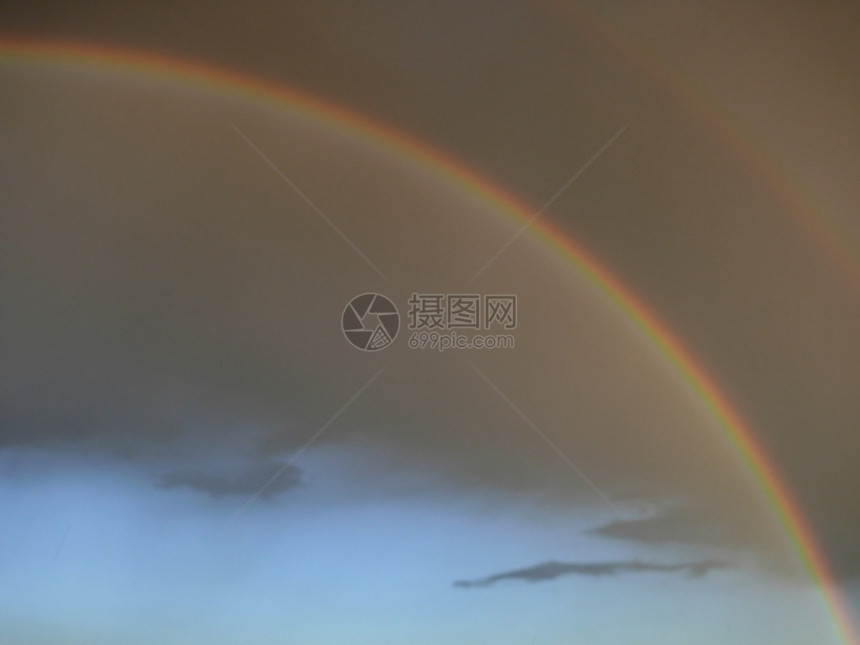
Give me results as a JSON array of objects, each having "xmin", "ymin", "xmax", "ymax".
[
  {"xmin": 548, "ymin": 0, "xmax": 860, "ymax": 292},
  {"xmin": 1, "ymin": 36, "xmax": 856, "ymax": 644}
]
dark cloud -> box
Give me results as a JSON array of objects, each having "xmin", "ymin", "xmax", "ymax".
[
  {"xmin": 587, "ymin": 504, "xmax": 749, "ymax": 549},
  {"xmin": 584, "ymin": 503, "xmax": 802, "ymax": 577},
  {"xmin": 158, "ymin": 461, "xmax": 302, "ymax": 498},
  {"xmin": 454, "ymin": 558, "xmax": 730, "ymax": 588}
]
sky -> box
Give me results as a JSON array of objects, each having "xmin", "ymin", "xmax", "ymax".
[{"xmin": 1, "ymin": 1, "xmax": 859, "ymax": 643}]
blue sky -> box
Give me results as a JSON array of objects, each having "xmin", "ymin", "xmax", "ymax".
[{"xmin": 0, "ymin": 444, "xmax": 843, "ymax": 644}]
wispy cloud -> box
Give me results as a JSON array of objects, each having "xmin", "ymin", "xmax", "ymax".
[
  {"xmin": 586, "ymin": 504, "xmax": 754, "ymax": 550},
  {"xmin": 454, "ymin": 558, "xmax": 730, "ymax": 588},
  {"xmin": 159, "ymin": 461, "xmax": 302, "ymax": 498}
]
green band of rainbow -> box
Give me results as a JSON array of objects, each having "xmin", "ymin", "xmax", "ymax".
[{"xmin": 1, "ymin": 36, "xmax": 856, "ymax": 645}]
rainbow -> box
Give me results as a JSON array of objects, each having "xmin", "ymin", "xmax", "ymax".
[{"xmin": 1, "ymin": 36, "xmax": 856, "ymax": 644}]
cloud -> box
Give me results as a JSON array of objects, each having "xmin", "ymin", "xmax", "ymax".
[
  {"xmin": 454, "ymin": 558, "xmax": 730, "ymax": 588},
  {"xmin": 582, "ymin": 503, "xmax": 805, "ymax": 577},
  {"xmin": 158, "ymin": 461, "xmax": 302, "ymax": 498},
  {"xmin": 586, "ymin": 504, "xmax": 747, "ymax": 549}
]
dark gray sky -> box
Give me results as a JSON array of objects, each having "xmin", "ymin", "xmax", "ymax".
[{"xmin": 1, "ymin": 1, "xmax": 859, "ymax": 642}]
